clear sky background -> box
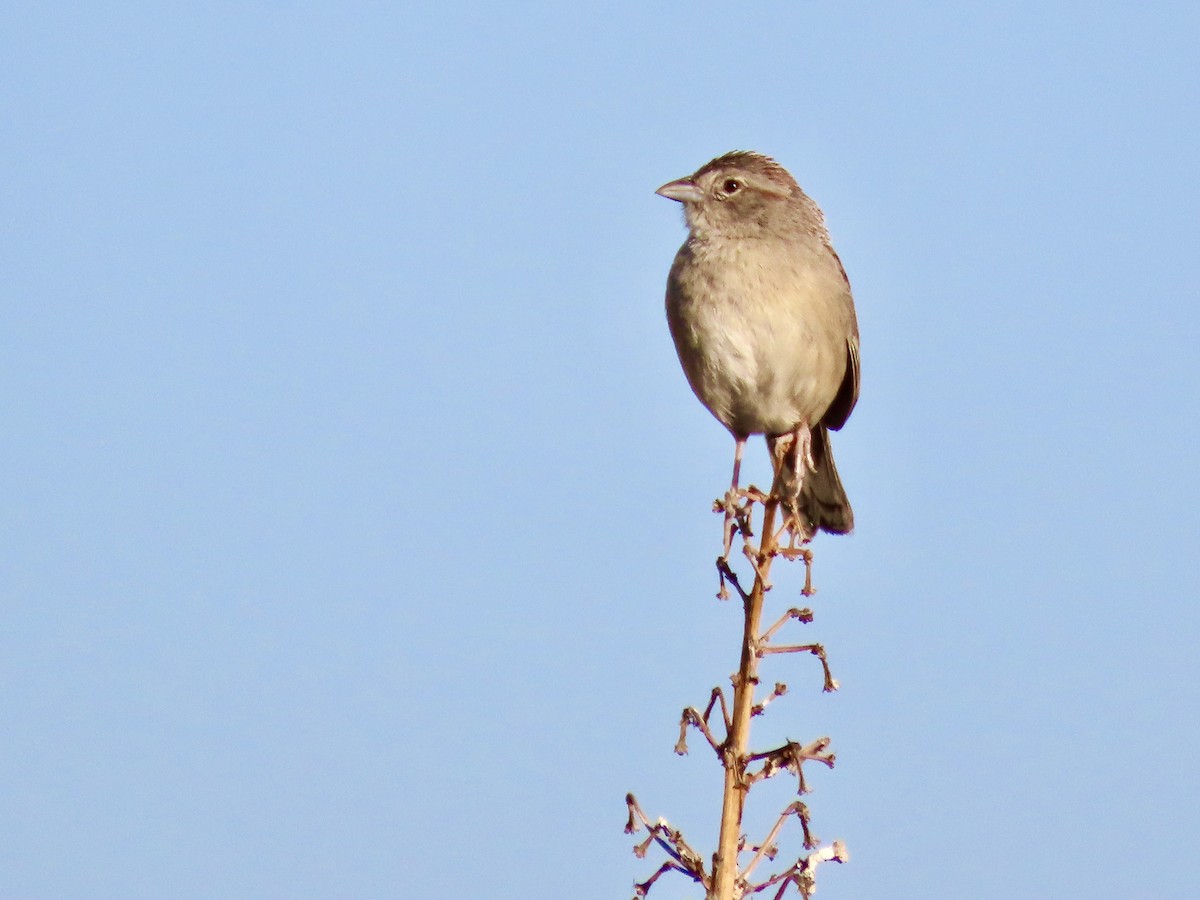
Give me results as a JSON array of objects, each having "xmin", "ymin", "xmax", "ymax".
[{"xmin": 3, "ymin": 3, "xmax": 1198, "ymax": 898}]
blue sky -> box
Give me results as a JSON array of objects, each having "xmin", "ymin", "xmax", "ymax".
[{"xmin": 3, "ymin": 3, "xmax": 1198, "ymax": 897}]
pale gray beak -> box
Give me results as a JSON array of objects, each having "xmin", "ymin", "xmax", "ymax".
[{"xmin": 655, "ymin": 177, "xmax": 704, "ymax": 203}]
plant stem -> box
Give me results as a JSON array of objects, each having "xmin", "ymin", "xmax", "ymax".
[{"xmin": 710, "ymin": 490, "xmax": 782, "ymax": 900}]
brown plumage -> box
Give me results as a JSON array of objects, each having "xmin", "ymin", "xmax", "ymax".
[{"xmin": 656, "ymin": 151, "xmax": 859, "ymax": 536}]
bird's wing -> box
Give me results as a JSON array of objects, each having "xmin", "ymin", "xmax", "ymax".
[{"xmin": 822, "ymin": 335, "xmax": 859, "ymax": 431}]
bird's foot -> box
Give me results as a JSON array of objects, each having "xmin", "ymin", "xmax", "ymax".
[
  {"xmin": 796, "ymin": 425, "xmax": 815, "ymax": 474},
  {"xmin": 771, "ymin": 433, "xmax": 794, "ymax": 470},
  {"xmin": 771, "ymin": 426, "xmax": 815, "ymax": 475}
]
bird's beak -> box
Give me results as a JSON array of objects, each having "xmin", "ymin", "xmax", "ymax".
[{"xmin": 655, "ymin": 177, "xmax": 703, "ymax": 203}]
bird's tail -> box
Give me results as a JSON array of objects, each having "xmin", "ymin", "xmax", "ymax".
[{"xmin": 779, "ymin": 425, "xmax": 854, "ymax": 536}]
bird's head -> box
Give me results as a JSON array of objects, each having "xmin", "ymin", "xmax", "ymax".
[{"xmin": 656, "ymin": 151, "xmax": 806, "ymax": 239}]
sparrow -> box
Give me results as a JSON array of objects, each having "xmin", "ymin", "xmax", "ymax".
[{"xmin": 656, "ymin": 151, "xmax": 860, "ymax": 541}]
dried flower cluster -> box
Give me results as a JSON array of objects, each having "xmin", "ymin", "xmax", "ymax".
[{"xmin": 626, "ymin": 465, "xmax": 848, "ymax": 899}]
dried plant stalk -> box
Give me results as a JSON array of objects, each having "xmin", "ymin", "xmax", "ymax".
[
  {"xmin": 627, "ymin": 458, "xmax": 847, "ymax": 900},
  {"xmin": 709, "ymin": 482, "xmax": 783, "ymax": 899}
]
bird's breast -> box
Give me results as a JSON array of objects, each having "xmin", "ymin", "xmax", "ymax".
[{"xmin": 666, "ymin": 236, "xmax": 851, "ymax": 436}]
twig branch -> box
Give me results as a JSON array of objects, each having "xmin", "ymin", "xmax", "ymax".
[
  {"xmin": 776, "ymin": 529, "xmax": 815, "ymax": 596},
  {"xmin": 717, "ymin": 557, "xmax": 750, "ymax": 603},
  {"xmin": 627, "ymin": 453, "xmax": 848, "ymax": 899},
  {"xmin": 676, "ymin": 706, "xmax": 724, "ymax": 756},
  {"xmin": 760, "ymin": 607, "xmax": 814, "ymax": 643},
  {"xmin": 624, "ymin": 794, "xmax": 708, "ymax": 896},
  {"xmin": 751, "ymin": 682, "xmax": 788, "ymax": 717},
  {"xmin": 741, "ymin": 801, "xmax": 802, "ymax": 882},
  {"xmin": 745, "ymin": 841, "xmax": 850, "ymax": 899},
  {"xmin": 745, "ymin": 739, "xmax": 836, "ymax": 796},
  {"xmin": 757, "ymin": 643, "xmax": 839, "ymax": 693},
  {"xmin": 705, "ymin": 686, "xmax": 733, "ymax": 733},
  {"xmin": 634, "ymin": 861, "xmax": 698, "ymax": 898}
]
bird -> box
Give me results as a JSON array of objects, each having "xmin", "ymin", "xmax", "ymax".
[{"xmin": 656, "ymin": 151, "xmax": 860, "ymax": 545}]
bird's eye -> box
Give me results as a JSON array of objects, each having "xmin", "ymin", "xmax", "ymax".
[{"xmin": 723, "ymin": 179, "xmax": 741, "ymax": 194}]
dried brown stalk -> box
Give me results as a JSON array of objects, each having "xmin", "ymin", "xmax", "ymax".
[{"xmin": 627, "ymin": 459, "xmax": 848, "ymax": 900}]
